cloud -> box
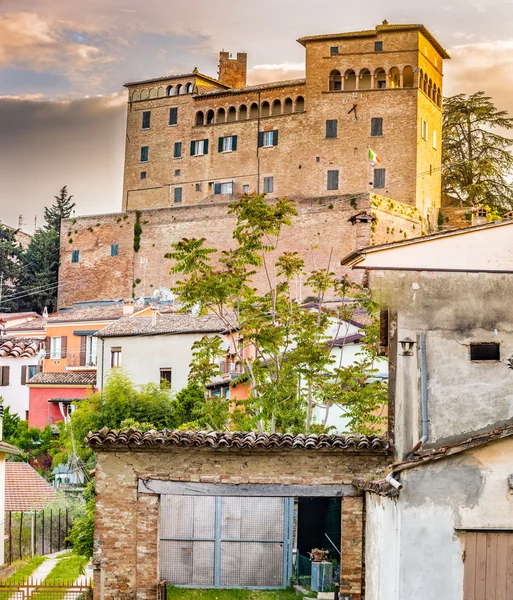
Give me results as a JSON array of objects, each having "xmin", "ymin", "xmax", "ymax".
[{"xmin": 248, "ymin": 63, "xmax": 305, "ymax": 85}]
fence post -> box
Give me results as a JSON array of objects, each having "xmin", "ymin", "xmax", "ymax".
[
  {"xmin": 19, "ymin": 512, "xmax": 23, "ymax": 561},
  {"xmin": 42, "ymin": 510, "xmax": 45, "ymax": 555},
  {"xmin": 65, "ymin": 508, "xmax": 69, "ymax": 547},
  {"xmin": 50, "ymin": 509, "xmax": 53, "ymax": 554},
  {"xmin": 31, "ymin": 512, "xmax": 35, "ymax": 557},
  {"xmin": 8, "ymin": 511, "xmax": 12, "ymax": 565},
  {"xmin": 58, "ymin": 510, "xmax": 61, "ymax": 550}
]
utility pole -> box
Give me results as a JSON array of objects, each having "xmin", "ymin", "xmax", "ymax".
[{"xmin": 0, "ymin": 274, "xmax": 3, "ymax": 307}]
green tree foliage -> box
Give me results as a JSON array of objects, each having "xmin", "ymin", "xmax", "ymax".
[
  {"xmin": 43, "ymin": 186, "xmax": 75, "ymax": 233},
  {"xmin": 443, "ymin": 92, "xmax": 513, "ymax": 211},
  {"xmin": 0, "ymin": 224, "xmax": 24, "ymax": 310},
  {"xmin": 66, "ymin": 481, "xmax": 95, "ymax": 559},
  {"xmin": 167, "ymin": 195, "xmax": 387, "ymax": 435}
]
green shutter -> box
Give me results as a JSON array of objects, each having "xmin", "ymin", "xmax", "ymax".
[
  {"xmin": 190, "ymin": 140, "xmax": 196, "ymax": 156},
  {"xmin": 203, "ymin": 139, "xmax": 209, "ymax": 155},
  {"xmin": 258, "ymin": 132, "xmax": 264, "ymax": 147},
  {"xmin": 174, "ymin": 187, "xmax": 183, "ymax": 203},
  {"xmin": 272, "ymin": 130, "xmax": 279, "ymax": 146},
  {"xmin": 174, "ymin": 142, "xmax": 182, "ymax": 158},
  {"xmin": 232, "ymin": 135, "xmax": 237, "ymax": 151},
  {"xmin": 169, "ymin": 107, "xmax": 178, "ymax": 125},
  {"xmin": 218, "ymin": 137, "xmax": 224, "ymax": 152},
  {"xmin": 214, "ymin": 183, "xmax": 221, "ymax": 195}
]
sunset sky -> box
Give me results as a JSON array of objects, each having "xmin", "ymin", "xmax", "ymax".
[{"xmin": 1, "ymin": 0, "xmax": 513, "ymax": 232}]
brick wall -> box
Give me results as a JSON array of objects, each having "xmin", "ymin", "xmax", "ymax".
[{"xmin": 93, "ymin": 446, "xmax": 389, "ymax": 599}]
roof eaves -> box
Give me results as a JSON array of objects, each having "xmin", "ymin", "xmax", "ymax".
[{"xmin": 124, "ymin": 72, "xmax": 229, "ymax": 89}]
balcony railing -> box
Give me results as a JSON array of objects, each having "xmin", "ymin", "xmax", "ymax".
[
  {"xmin": 218, "ymin": 361, "xmax": 244, "ymax": 376},
  {"xmin": 66, "ymin": 351, "xmax": 97, "ymax": 370}
]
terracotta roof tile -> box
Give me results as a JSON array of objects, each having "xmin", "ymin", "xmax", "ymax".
[
  {"xmin": 0, "ymin": 312, "xmax": 40, "ymax": 322},
  {"xmin": 0, "ymin": 337, "xmax": 41, "ymax": 358},
  {"xmin": 27, "ymin": 372, "xmax": 96, "ymax": 386},
  {"xmin": 6, "ymin": 317, "xmax": 48, "ymax": 332},
  {"xmin": 48, "ymin": 304, "xmax": 125, "ymax": 323},
  {"xmin": 197, "ymin": 79, "xmax": 306, "ymax": 99},
  {"xmin": 5, "ymin": 462, "xmax": 57, "ymax": 511}
]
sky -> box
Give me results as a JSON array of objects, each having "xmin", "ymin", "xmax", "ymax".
[{"xmin": 1, "ymin": 0, "xmax": 513, "ymax": 232}]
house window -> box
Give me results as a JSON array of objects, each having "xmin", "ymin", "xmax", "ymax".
[
  {"xmin": 371, "ymin": 117, "xmax": 383, "ymax": 137},
  {"xmin": 330, "ymin": 46, "xmax": 339, "ymax": 56},
  {"xmin": 140, "ymin": 146, "xmax": 149, "ymax": 162},
  {"xmin": 174, "ymin": 169, "xmax": 181, "ymax": 176},
  {"xmin": 160, "ymin": 368, "xmax": 172, "ymax": 388},
  {"xmin": 470, "ymin": 343, "xmax": 500, "ymax": 361},
  {"xmin": 50, "ymin": 336, "xmax": 64, "ymax": 359},
  {"xmin": 110, "ymin": 244, "xmax": 119, "ymax": 257},
  {"xmin": 174, "ymin": 187, "xmax": 183, "ymax": 203},
  {"xmin": 110, "ymin": 347, "xmax": 121, "ymax": 368},
  {"xmin": 86, "ymin": 336, "xmax": 98, "ymax": 366},
  {"xmin": 326, "ymin": 119, "xmax": 338, "ymax": 138},
  {"xmin": 173, "ymin": 141, "xmax": 182, "ymax": 158},
  {"xmin": 214, "ymin": 182, "xmax": 234, "ymax": 195},
  {"xmin": 258, "ymin": 130, "xmax": 278, "ymax": 148},
  {"xmin": 140, "ymin": 171, "xmax": 147, "ymax": 180},
  {"xmin": 21, "ymin": 364, "xmax": 37, "ymax": 384},
  {"xmin": 169, "ymin": 107, "xmax": 178, "ymax": 126},
  {"xmin": 374, "ymin": 168, "xmax": 386, "ymax": 189},
  {"xmin": 421, "ymin": 119, "xmax": 428, "ymax": 141},
  {"xmin": 433, "ymin": 130, "xmax": 437, "ymax": 150},
  {"xmin": 190, "ymin": 139, "xmax": 209, "ymax": 156},
  {"xmin": 0, "ymin": 366, "xmax": 9, "ymax": 386},
  {"xmin": 242, "ymin": 184, "xmax": 250, "ymax": 195},
  {"xmin": 195, "ymin": 183, "xmax": 201, "ymax": 192},
  {"xmin": 142, "ymin": 111, "xmax": 151, "ymax": 130},
  {"xmin": 263, "ymin": 177, "xmax": 274, "ymax": 193},
  {"xmin": 218, "ymin": 135, "xmax": 238, "ymax": 153},
  {"xmin": 374, "ymin": 41, "xmax": 383, "ymax": 52},
  {"xmin": 71, "ymin": 250, "xmax": 79, "ymax": 263},
  {"xmin": 327, "ymin": 170, "xmax": 339, "ymax": 190}
]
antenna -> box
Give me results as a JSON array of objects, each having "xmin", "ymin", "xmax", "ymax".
[
  {"xmin": 34, "ymin": 215, "xmax": 38, "ymax": 231},
  {"xmin": 18, "ymin": 214, "xmax": 24, "ymax": 229}
]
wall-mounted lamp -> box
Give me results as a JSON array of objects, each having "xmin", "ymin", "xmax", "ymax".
[{"xmin": 399, "ymin": 337, "xmax": 416, "ymax": 356}]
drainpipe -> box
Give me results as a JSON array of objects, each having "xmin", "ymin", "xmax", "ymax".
[
  {"xmin": 412, "ymin": 331, "xmax": 429, "ymax": 452},
  {"xmin": 386, "ymin": 472, "xmax": 403, "ymax": 490}
]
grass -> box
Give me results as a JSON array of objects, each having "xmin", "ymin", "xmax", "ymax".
[
  {"xmin": 166, "ymin": 588, "xmax": 305, "ymax": 599},
  {"xmin": 1, "ymin": 555, "xmax": 46, "ymax": 584},
  {"xmin": 31, "ymin": 553, "xmax": 89, "ymax": 600}
]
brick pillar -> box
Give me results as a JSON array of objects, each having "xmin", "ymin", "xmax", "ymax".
[
  {"xmin": 340, "ymin": 496, "xmax": 364, "ymax": 600},
  {"xmin": 136, "ymin": 493, "xmax": 160, "ymax": 600}
]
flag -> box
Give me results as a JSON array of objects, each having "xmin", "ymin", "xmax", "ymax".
[{"xmin": 368, "ymin": 148, "xmax": 382, "ymax": 165}]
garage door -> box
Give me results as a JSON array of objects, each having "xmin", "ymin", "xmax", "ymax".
[
  {"xmin": 463, "ymin": 531, "xmax": 513, "ymax": 599},
  {"xmin": 159, "ymin": 495, "xmax": 294, "ymax": 589}
]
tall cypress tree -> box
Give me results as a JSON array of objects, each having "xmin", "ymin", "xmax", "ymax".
[
  {"xmin": 0, "ymin": 225, "xmax": 24, "ymax": 311},
  {"xmin": 43, "ymin": 186, "xmax": 76, "ymax": 232}
]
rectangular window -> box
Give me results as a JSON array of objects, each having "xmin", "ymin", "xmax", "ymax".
[
  {"xmin": 421, "ymin": 119, "xmax": 428, "ymax": 141},
  {"xmin": 191, "ymin": 139, "xmax": 209, "ymax": 156},
  {"xmin": 470, "ymin": 343, "xmax": 500, "ymax": 361},
  {"xmin": 195, "ymin": 183, "xmax": 201, "ymax": 192},
  {"xmin": 326, "ymin": 119, "xmax": 338, "ymax": 138},
  {"xmin": 142, "ymin": 111, "xmax": 151, "ymax": 130},
  {"xmin": 169, "ymin": 107, "xmax": 178, "ymax": 126},
  {"xmin": 174, "ymin": 187, "xmax": 183, "ymax": 203},
  {"xmin": 371, "ymin": 117, "xmax": 383, "ymax": 137},
  {"xmin": 160, "ymin": 368, "xmax": 172, "ymax": 388},
  {"xmin": 0, "ymin": 366, "xmax": 9, "ymax": 386},
  {"xmin": 214, "ymin": 182, "xmax": 233, "ymax": 195},
  {"xmin": 140, "ymin": 146, "xmax": 149, "ymax": 162},
  {"xmin": 140, "ymin": 171, "xmax": 147, "ymax": 180},
  {"xmin": 374, "ymin": 41, "xmax": 383, "ymax": 52},
  {"xmin": 330, "ymin": 46, "xmax": 339, "ymax": 56},
  {"xmin": 110, "ymin": 347, "xmax": 121, "ymax": 368},
  {"xmin": 111, "ymin": 244, "xmax": 119, "ymax": 257},
  {"xmin": 373, "ymin": 168, "xmax": 386, "ymax": 189},
  {"xmin": 327, "ymin": 169, "xmax": 339, "ymax": 190},
  {"xmin": 50, "ymin": 337, "xmax": 62, "ymax": 359},
  {"xmin": 242, "ymin": 184, "xmax": 250, "ymax": 195},
  {"xmin": 173, "ymin": 141, "xmax": 182, "ymax": 158},
  {"xmin": 174, "ymin": 169, "xmax": 181, "ymax": 176},
  {"xmin": 28, "ymin": 365, "xmax": 38, "ymax": 379},
  {"xmin": 263, "ymin": 176, "xmax": 274, "ymax": 193},
  {"xmin": 86, "ymin": 336, "xmax": 98, "ymax": 366},
  {"xmin": 433, "ymin": 130, "xmax": 437, "ymax": 150},
  {"xmin": 259, "ymin": 130, "xmax": 278, "ymax": 147},
  {"xmin": 71, "ymin": 250, "xmax": 79, "ymax": 263},
  {"xmin": 218, "ymin": 135, "xmax": 238, "ymax": 153}
]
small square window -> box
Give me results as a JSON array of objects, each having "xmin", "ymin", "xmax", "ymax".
[
  {"xmin": 374, "ymin": 41, "xmax": 383, "ymax": 52},
  {"xmin": 160, "ymin": 368, "xmax": 172, "ymax": 388},
  {"xmin": 470, "ymin": 343, "xmax": 500, "ymax": 361},
  {"xmin": 140, "ymin": 171, "xmax": 147, "ymax": 180},
  {"xmin": 242, "ymin": 184, "xmax": 250, "ymax": 195},
  {"xmin": 316, "ymin": 157, "xmax": 320, "ymax": 163},
  {"xmin": 208, "ymin": 182, "xmax": 214, "ymax": 191},
  {"xmin": 263, "ymin": 176, "xmax": 274, "ymax": 193},
  {"xmin": 111, "ymin": 244, "xmax": 119, "ymax": 257},
  {"xmin": 195, "ymin": 183, "xmax": 202, "ymax": 192},
  {"xmin": 330, "ymin": 46, "xmax": 339, "ymax": 56},
  {"xmin": 221, "ymin": 182, "xmax": 233, "ymax": 194},
  {"xmin": 175, "ymin": 169, "xmax": 181, "ymax": 176},
  {"xmin": 71, "ymin": 250, "xmax": 79, "ymax": 263}
]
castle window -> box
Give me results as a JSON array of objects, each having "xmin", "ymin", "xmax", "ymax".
[
  {"xmin": 330, "ymin": 46, "xmax": 339, "ymax": 56},
  {"xmin": 218, "ymin": 135, "xmax": 238, "ymax": 153},
  {"xmin": 191, "ymin": 139, "xmax": 209, "ymax": 156},
  {"xmin": 403, "ymin": 66, "xmax": 414, "ymax": 88},
  {"xmin": 176, "ymin": 84, "xmax": 183, "ymax": 95},
  {"xmin": 169, "ymin": 107, "xmax": 178, "ymax": 126},
  {"xmin": 157, "ymin": 86, "xmax": 166, "ymax": 98},
  {"xmin": 242, "ymin": 184, "xmax": 250, "ymax": 195},
  {"xmin": 261, "ymin": 101, "xmax": 270, "ymax": 117},
  {"xmin": 149, "ymin": 88, "xmax": 156, "ymax": 99},
  {"xmin": 470, "ymin": 343, "xmax": 500, "ymax": 361},
  {"xmin": 206, "ymin": 110, "xmax": 215, "ymax": 124},
  {"xmin": 140, "ymin": 89, "xmax": 148, "ymax": 100},
  {"xmin": 433, "ymin": 130, "xmax": 437, "ymax": 150},
  {"xmin": 217, "ymin": 108, "xmax": 226, "ymax": 123},
  {"xmin": 344, "ymin": 69, "xmax": 356, "ymax": 91},
  {"xmin": 373, "ymin": 168, "xmax": 386, "ymax": 189},
  {"xmin": 250, "ymin": 103, "xmax": 259, "ymax": 119},
  {"xmin": 428, "ymin": 79, "xmax": 433, "ymax": 100},
  {"xmin": 173, "ymin": 142, "xmax": 182, "ymax": 158},
  {"xmin": 263, "ymin": 177, "xmax": 274, "ymax": 193},
  {"xmin": 140, "ymin": 171, "xmax": 147, "ymax": 180},
  {"xmin": 71, "ymin": 250, "xmax": 79, "ymax": 264},
  {"xmin": 142, "ymin": 111, "xmax": 151, "ymax": 130},
  {"xmin": 421, "ymin": 119, "xmax": 428, "ymax": 141},
  {"xmin": 423, "ymin": 73, "xmax": 428, "ymax": 94},
  {"xmin": 214, "ymin": 182, "xmax": 234, "ymax": 195},
  {"xmin": 326, "ymin": 119, "xmax": 338, "ymax": 138},
  {"xmin": 167, "ymin": 85, "xmax": 174, "ymax": 96},
  {"xmin": 259, "ymin": 130, "xmax": 278, "ymax": 148},
  {"xmin": 375, "ymin": 69, "xmax": 386, "ymax": 89},
  {"xmin": 140, "ymin": 146, "xmax": 149, "ymax": 162},
  {"xmin": 196, "ymin": 111, "xmax": 204, "ymax": 126},
  {"xmin": 239, "ymin": 105, "xmax": 248, "ymax": 120},
  {"xmin": 389, "ymin": 67, "xmax": 400, "ymax": 88},
  {"xmin": 284, "ymin": 98, "xmax": 293, "ymax": 114},
  {"xmin": 329, "ymin": 70, "xmax": 342, "ymax": 91},
  {"xmin": 174, "ymin": 169, "xmax": 181, "ymax": 176},
  {"xmin": 228, "ymin": 106, "xmax": 237, "ymax": 122},
  {"xmin": 371, "ymin": 118, "xmax": 383, "ymax": 137},
  {"xmin": 295, "ymin": 96, "xmax": 305, "ymax": 112},
  {"xmin": 359, "ymin": 69, "xmax": 371, "ymax": 90},
  {"xmin": 272, "ymin": 100, "xmax": 281, "ymax": 116},
  {"xmin": 186, "ymin": 83, "xmax": 193, "ymax": 93},
  {"xmin": 195, "ymin": 183, "xmax": 201, "ymax": 192},
  {"xmin": 374, "ymin": 41, "xmax": 383, "ymax": 52},
  {"xmin": 174, "ymin": 187, "xmax": 183, "ymax": 203},
  {"xmin": 327, "ymin": 170, "xmax": 339, "ymax": 190},
  {"xmin": 111, "ymin": 244, "xmax": 119, "ymax": 257},
  {"xmin": 131, "ymin": 90, "xmax": 141, "ymax": 102}
]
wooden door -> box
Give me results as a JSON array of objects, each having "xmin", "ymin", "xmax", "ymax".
[{"xmin": 463, "ymin": 531, "xmax": 513, "ymax": 599}]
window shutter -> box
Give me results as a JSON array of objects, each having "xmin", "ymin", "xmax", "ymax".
[
  {"xmin": 326, "ymin": 120, "xmax": 338, "ymax": 138},
  {"xmin": 232, "ymin": 135, "xmax": 237, "ymax": 151},
  {"xmin": 371, "ymin": 118, "xmax": 383, "ymax": 137},
  {"xmin": 174, "ymin": 187, "xmax": 182, "ymax": 203},
  {"xmin": 272, "ymin": 130, "xmax": 279, "ymax": 146},
  {"xmin": 80, "ymin": 336, "xmax": 87, "ymax": 366},
  {"xmin": 45, "ymin": 337, "xmax": 51, "ymax": 358},
  {"xmin": 190, "ymin": 140, "xmax": 196, "ymax": 156},
  {"xmin": 174, "ymin": 142, "xmax": 182, "ymax": 158},
  {"xmin": 378, "ymin": 309, "xmax": 389, "ymax": 356},
  {"xmin": 169, "ymin": 107, "xmax": 178, "ymax": 125},
  {"xmin": 203, "ymin": 139, "xmax": 209, "ymax": 155},
  {"xmin": 61, "ymin": 336, "xmax": 67, "ymax": 359},
  {"xmin": 1, "ymin": 366, "xmax": 9, "ymax": 386},
  {"xmin": 142, "ymin": 111, "xmax": 151, "ymax": 129},
  {"xmin": 258, "ymin": 132, "xmax": 264, "ymax": 148},
  {"xmin": 374, "ymin": 168, "xmax": 386, "ymax": 189},
  {"xmin": 21, "ymin": 365, "xmax": 27, "ymax": 385},
  {"xmin": 327, "ymin": 170, "xmax": 339, "ymax": 190},
  {"xmin": 218, "ymin": 137, "xmax": 224, "ymax": 153},
  {"xmin": 214, "ymin": 183, "xmax": 222, "ymax": 195}
]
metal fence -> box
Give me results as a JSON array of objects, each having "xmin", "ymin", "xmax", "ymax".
[
  {"xmin": 0, "ymin": 578, "xmax": 92, "ymax": 599},
  {"xmin": 4, "ymin": 510, "xmax": 71, "ymax": 565}
]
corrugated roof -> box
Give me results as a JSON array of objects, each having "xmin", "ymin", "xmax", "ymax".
[
  {"xmin": 196, "ymin": 78, "xmax": 306, "ymax": 99},
  {"xmin": 97, "ymin": 313, "xmax": 230, "ymax": 338},
  {"xmin": 5, "ymin": 462, "xmax": 57, "ymax": 511},
  {"xmin": 86, "ymin": 428, "xmax": 390, "ymax": 452},
  {"xmin": 27, "ymin": 372, "xmax": 96, "ymax": 386},
  {"xmin": 0, "ymin": 337, "xmax": 41, "ymax": 358}
]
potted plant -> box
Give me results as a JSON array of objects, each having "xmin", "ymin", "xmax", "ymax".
[{"xmin": 308, "ymin": 548, "xmax": 329, "ymax": 562}]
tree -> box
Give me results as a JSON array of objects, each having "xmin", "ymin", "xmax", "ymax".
[
  {"xmin": 44, "ymin": 186, "xmax": 75, "ymax": 232},
  {"xmin": 0, "ymin": 225, "xmax": 24, "ymax": 311},
  {"xmin": 442, "ymin": 92, "xmax": 513, "ymax": 212},
  {"xmin": 66, "ymin": 481, "xmax": 95, "ymax": 558},
  {"xmin": 167, "ymin": 195, "xmax": 387, "ymax": 435}
]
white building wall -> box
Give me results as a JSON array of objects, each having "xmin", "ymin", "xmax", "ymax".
[{"xmin": 0, "ymin": 357, "xmax": 38, "ymax": 419}]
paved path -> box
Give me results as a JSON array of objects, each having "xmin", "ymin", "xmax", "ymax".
[{"xmin": 29, "ymin": 550, "xmax": 69, "ymax": 584}]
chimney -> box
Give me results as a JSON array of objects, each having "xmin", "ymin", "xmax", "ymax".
[
  {"xmin": 0, "ymin": 404, "xmax": 4, "ymax": 441},
  {"xmin": 151, "ymin": 308, "xmax": 158, "ymax": 327},
  {"xmin": 123, "ymin": 300, "xmax": 135, "ymax": 316},
  {"xmin": 218, "ymin": 52, "xmax": 247, "ymax": 89}
]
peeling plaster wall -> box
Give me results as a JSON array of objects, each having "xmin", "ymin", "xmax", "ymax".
[{"xmin": 365, "ymin": 436, "xmax": 513, "ymax": 600}]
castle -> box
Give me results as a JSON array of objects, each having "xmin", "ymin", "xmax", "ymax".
[{"xmin": 58, "ymin": 22, "xmax": 449, "ymax": 307}]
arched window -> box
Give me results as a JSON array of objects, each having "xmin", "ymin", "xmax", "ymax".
[
  {"xmin": 359, "ymin": 69, "xmax": 371, "ymax": 90},
  {"xmin": 374, "ymin": 68, "xmax": 386, "ymax": 89},
  {"xmin": 167, "ymin": 85, "xmax": 174, "ymax": 96},
  {"xmin": 227, "ymin": 106, "xmax": 236, "ymax": 122},
  {"xmin": 428, "ymin": 79, "xmax": 433, "ymax": 100},
  {"xmin": 284, "ymin": 98, "xmax": 293, "ymax": 114},
  {"xmin": 196, "ymin": 111, "xmax": 204, "ymax": 126},
  {"xmin": 140, "ymin": 89, "xmax": 148, "ymax": 100},
  {"xmin": 389, "ymin": 67, "xmax": 400, "ymax": 88},
  {"xmin": 186, "ymin": 83, "xmax": 193, "ymax": 94},
  {"xmin": 157, "ymin": 86, "xmax": 166, "ymax": 98},
  {"xmin": 217, "ymin": 108, "xmax": 226, "ymax": 123},
  {"xmin": 206, "ymin": 109, "xmax": 215, "ymax": 124},
  {"xmin": 132, "ymin": 90, "xmax": 141, "ymax": 102},
  {"xmin": 261, "ymin": 101, "xmax": 270, "ymax": 117},
  {"xmin": 345, "ymin": 69, "xmax": 357, "ymax": 91},
  {"xmin": 239, "ymin": 105, "xmax": 248, "ymax": 120},
  {"xmin": 329, "ymin": 70, "xmax": 342, "ymax": 91},
  {"xmin": 423, "ymin": 74, "xmax": 428, "ymax": 94},
  {"xmin": 250, "ymin": 102, "xmax": 259, "ymax": 119},
  {"xmin": 403, "ymin": 66, "xmax": 414, "ymax": 88},
  {"xmin": 176, "ymin": 84, "xmax": 183, "ymax": 95},
  {"xmin": 272, "ymin": 99, "xmax": 281, "ymax": 115},
  {"xmin": 295, "ymin": 96, "xmax": 305, "ymax": 112},
  {"xmin": 149, "ymin": 88, "xmax": 156, "ymax": 99},
  {"xmin": 437, "ymin": 87, "xmax": 442, "ymax": 107}
]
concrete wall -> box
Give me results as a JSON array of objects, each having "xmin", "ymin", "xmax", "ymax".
[
  {"xmin": 365, "ymin": 435, "xmax": 513, "ymax": 600},
  {"xmin": 0, "ymin": 357, "xmax": 38, "ymax": 419}
]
